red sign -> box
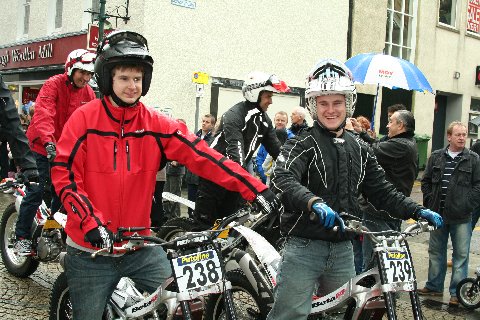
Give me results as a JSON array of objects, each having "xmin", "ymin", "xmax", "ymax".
[
  {"xmin": 0, "ymin": 33, "xmax": 87, "ymax": 71},
  {"xmin": 476, "ymin": 66, "xmax": 480, "ymax": 86},
  {"xmin": 467, "ymin": 0, "xmax": 480, "ymax": 34},
  {"xmin": 87, "ymin": 24, "xmax": 115, "ymax": 51}
]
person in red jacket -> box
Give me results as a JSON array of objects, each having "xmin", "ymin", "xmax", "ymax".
[
  {"xmin": 14, "ymin": 49, "xmax": 96, "ymax": 255},
  {"xmin": 50, "ymin": 30, "xmax": 280, "ymax": 319}
]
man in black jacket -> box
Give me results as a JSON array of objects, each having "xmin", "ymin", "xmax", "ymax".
[
  {"xmin": 0, "ymin": 74, "xmax": 38, "ymax": 181},
  {"xmin": 194, "ymin": 72, "xmax": 290, "ymax": 224},
  {"xmin": 419, "ymin": 121, "xmax": 480, "ymax": 306},
  {"xmin": 351, "ymin": 109, "xmax": 418, "ymax": 269},
  {"xmin": 266, "ymin": 59, "xmax": 443, "ymax": 320}
]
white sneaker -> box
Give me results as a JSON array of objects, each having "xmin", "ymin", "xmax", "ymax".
[
  {"xmin": 3, "ymin": 188, "xmax": 14, "ymax": 194},
  {"xmin": 14, "ymin": 239, "xmax": 33, "ymax": 256}
]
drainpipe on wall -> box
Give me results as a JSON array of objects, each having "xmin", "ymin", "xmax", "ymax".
[{"xmin": 347, "ymin": 0, "xmax": 354, "ymax": 59}]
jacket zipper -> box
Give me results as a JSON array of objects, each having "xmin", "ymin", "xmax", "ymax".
[
  {"xmin": 126, "ymin": 141, "xmax": 130, "ymax": 171},
  {"xmin": 113, "ymin": 141, "xmax": 117, "ymax": 170}
]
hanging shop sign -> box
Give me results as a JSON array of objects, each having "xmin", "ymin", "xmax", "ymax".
[{"xmin": 0, "ymin": 33, "xmax": 88, "ymax": 71}]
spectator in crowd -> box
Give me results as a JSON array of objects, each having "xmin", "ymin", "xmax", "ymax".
[
  {"xmin": 267, "ymin": 59, "xmax": 442, "ymax": 320},
  {"xmin": 470, "ymin": 139, "xmax": 480, "ymax": 230},
  {"xmin": 150, "ymin": 167, "xmax": 166, "ymax": 227},
  {"xmin": 50, "ymin": 30, "xmax": 281, "ymax": 319},
  {"xmin": 14, "ymin": 49, "xmax": 96, "ymax": 255},
  {"xmin": 262, "ymin": 128, "xmax": 289, "ymax": 185},
  {"xmin": 194, "ymin": 71, "xmax": 290, "ymax": 225},
  {"xmin": 351, "ymin": 110, "xmax": 418, "ymax": 271},
  {"xmin": 419, "ymin": 121, "xmax": 480, "ymax": 306},
  {"xmin": 185, "ymin": 114, "xmax": 215, "ymax": 216},
  {"xmin": 256, "ymin": 111, "xmax": 293, "ymax": 183},
  {"xmin": 0, "ymin": 74, "xmax": 38, "ymax": 182},
  {"xmin": 289, "ymin": 106, "xmax": 309, "ymax": 135}
]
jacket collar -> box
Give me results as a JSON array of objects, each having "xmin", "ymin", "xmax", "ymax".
[{"xmin": 101, "ymin": 97, "xmax": 141, "ymax": 124}]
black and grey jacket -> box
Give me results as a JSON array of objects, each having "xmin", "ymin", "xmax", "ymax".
[
  {"xmin": 0, "ymin": 76, "xmax": 37, "ymax": 172},
  {"xmin": 421, "ymin": 147, "xmax": 480, "ymax": 224},
  {"xmin": 271, "ymin": 122, "xmax": 422, "ymax": 242},
  {"xmin": 210, "ymin": 101, "xmax": 281, "ymax": 168}
]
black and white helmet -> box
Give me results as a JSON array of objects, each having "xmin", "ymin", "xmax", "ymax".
[
  {"xmin": 242, "ymin": 71, "xmax": 290, "ymax": 103},
  {"xmin": 305, "ymin": 59, "xmax": 357, "ymax": 120},
  {"xmin": 94, "ymin": 30, "xmax": 153, "ymax": 97}
]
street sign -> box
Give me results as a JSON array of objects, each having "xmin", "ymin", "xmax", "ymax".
[
  {"xmin": 192, "ymin": 71, "xmax": 209, "ymax": 84},
  {"xmin": 87, "ymin": 24, "xmax": 115, "ymax": 51}
]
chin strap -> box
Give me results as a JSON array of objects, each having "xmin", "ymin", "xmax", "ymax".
[
  {"xmin": 111, "ymin": 91, "xmax": 140, "ymax": 108},
  {"xmin": 316, "ymin": 118, "xmax": 346, "ymax": 135}
]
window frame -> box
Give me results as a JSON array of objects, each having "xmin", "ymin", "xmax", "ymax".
[
  {"xmin": 438, "ymin": 0, "xmax": 458, "ymax": 28},
  {"xmin": 384, "ymin": 0, "xmax": 418, "ymax": 62}
]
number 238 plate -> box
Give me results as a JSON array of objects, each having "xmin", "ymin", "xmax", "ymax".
[
  {"xmin": 382, "ymin": 249, "xmax": 415, "ymax": 284},
  {"xmin": 172, "ymin": 249, "xmax": 222, "ymax": 293}
]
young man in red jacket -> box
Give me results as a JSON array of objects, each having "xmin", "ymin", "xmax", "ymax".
[
  {"xmin": 50, "ymin": 30, "xmax": 280, "ymax": 319},
  {"xmin": 14, "ymin": 49, "xmax": 96, "ymax": 255}
]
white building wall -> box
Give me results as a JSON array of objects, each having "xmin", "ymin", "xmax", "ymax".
[{"xmin": 415, "ymin": 0, "xmax": 480, "ymax": 151}]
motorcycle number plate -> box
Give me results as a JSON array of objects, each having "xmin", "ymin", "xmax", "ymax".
[
  {"xmin": 172, "ymin": 249, "xmax": 222, "ymax": 293},
  {"xmin": 381, "ymin": 249, "xmax": 415, "ymax": 284}
]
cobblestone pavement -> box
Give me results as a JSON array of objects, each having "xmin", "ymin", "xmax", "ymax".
[{"xmin": 0, "ymin": 184, "xmax": 479, "ymax": 319}]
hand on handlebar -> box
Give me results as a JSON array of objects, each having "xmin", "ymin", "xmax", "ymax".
[
  {"xmin": 85, "ymin": 226, "xmax": 114, "ymax": 252},
  {"xmin": 254, "ymin": 188, "xmax": 282, "ymax": 216},
  {"xmin": 312, "ymin": 202, "xmax": 345, "ymax": 232},
  {"xmin": 417, "ymin": 209, "xmax": 443, "ymax": 229}
]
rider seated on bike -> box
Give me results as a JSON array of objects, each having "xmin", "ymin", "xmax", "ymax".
[
  {"xmin": 265, "ymin": 59, "xmax": 443, "ymax": 320},
  {"xmin": 50, "ymin": 30, "xmax": 281, "ymax": 320}
]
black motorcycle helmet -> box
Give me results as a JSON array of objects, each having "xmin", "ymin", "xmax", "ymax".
[{"xmin": 94, "ymin": 30, "xmax": 154, "ymax": 105}]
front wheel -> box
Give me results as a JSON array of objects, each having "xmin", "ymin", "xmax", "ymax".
[
  {"xmin": 203, "ymin": 270, "xmax": 271, "ymax": 320},
  {"xmin": 0, "ymin": 202, "xmax": 39, "ymax": 277},
  {"xmin": 456, "ymin": 277, "xmax": 480, "ymax": 310}
]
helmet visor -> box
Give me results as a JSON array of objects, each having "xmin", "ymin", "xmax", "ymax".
[{"xmin": 267, "ymin": 75, "xmax": 290, "ymax": 93}]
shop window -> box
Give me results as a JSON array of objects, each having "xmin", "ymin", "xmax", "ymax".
[
  {"xmin": 385, "ymin": 0, "xmax": 416, "ymax": 61},
  {"xmin": 468, "ymin": 98, "xmax": 480, "ymax": 136},
  {"xmin": 438, "ymin": 0, "xmax": 457, "ymax": 27}
]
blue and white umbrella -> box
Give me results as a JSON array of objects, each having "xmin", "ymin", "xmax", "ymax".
[
  {"xmin": 345, "ymin": 53, "xmax": 433, "ymax": 130},
  {"xmin": 345, "ymin": 53, "xmax": 433, "ymax": 93}
]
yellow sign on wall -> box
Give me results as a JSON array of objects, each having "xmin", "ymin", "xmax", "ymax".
[{"xmin": 192, "ymin": 71, "xmax": 209, "ymax": 84}]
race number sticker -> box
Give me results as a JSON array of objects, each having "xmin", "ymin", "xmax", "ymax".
[
  {"xmin": 172, "ymin": 250, "xmax": 222, "ymax": 292},
  {"xmin": 382, "ymin": 250, "xmax": 415, "ymax": 284}
]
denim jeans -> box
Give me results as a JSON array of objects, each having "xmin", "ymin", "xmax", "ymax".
[
  {"xmin": 16, "ymin": 151, "xmax": 61, "ymax": 239},
  {"xmin": 425, "ymin": 222, "xmax": 472, "ymax": 297},
  {"xmin": 362, "ymin": 214, "xmax": 402, "ymax": 271},
  {"xmin": 65, "ymin": 245, "xmax": 171, "ymax": 320},
  {"xmin": 266, "ymin": 237, "xmax": 355, "ymax": 320}
]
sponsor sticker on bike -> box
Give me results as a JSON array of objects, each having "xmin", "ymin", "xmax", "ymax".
[
  {"xmin": 382, "ymin": 249, "xmax": 415, "ymax": 285},
  {"xmin": 172, "ymin": 249, "xmax": 222, "ymax": 292}
]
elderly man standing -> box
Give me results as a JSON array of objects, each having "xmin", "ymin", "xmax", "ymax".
[
  {"xmin": 351, "ymin": 110, "xmax": 418, "ymax": 270},
  {"xmin": 256, "ymin": 111, "xmax": 294, "ymax": 183},
  {"xmin": 289, "ymin": 106, "xmax": 309, "ymax": 135},
  {"xmin": 418, "ymin": 121, "xmax": 480, "ymax": 306}
]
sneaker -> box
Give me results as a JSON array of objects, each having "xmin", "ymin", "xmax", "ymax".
[
  {"xmin": 417, "ymin": 287, "xmax": 443, "ymax": 296},
  {"xmin": 449, "ymin": 296, "xmax": 459, "ymax": 307},
  {"xmin": 3, "ymin": 188, "xmax": 14, "ymax": 194},
  {"xmin": 14, "ymin": 238, "xmax": 33, "ymax": 256}
]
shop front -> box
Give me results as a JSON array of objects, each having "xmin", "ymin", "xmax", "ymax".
[{"xmin": 0, "ymin": 31, "xmax": 89, "ymax": 114}]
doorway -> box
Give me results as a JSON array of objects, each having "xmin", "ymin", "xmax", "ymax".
[{"xmin": 431, "ymin": 95, "xmax": 447, "ymax": 152}]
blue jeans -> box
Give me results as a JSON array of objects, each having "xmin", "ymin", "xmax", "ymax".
[
  {"xmin": 266, "ymin": 237, "xmax": 355, "ymax": 320},
  {"xmin": 425, "ymin": 222, "xmax": 472, "ymax": 297},
  {"xmin": 65, "ymin": 245, "xmax": 171, "ymax": 320},
  {"xmin": 16, "ymin": 151, "xmax": 61, "ymax": 239}
]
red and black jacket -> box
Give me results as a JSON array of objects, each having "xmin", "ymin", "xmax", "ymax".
[{"xmin": 51, "ymin": 97, "xmax": 266, "ymax": 249}]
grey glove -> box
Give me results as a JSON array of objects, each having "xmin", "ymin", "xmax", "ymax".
[{"xmin": 45, "ymin": 142, "xmax": 56, "ymax": 163}]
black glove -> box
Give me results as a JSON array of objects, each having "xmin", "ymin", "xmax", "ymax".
[
  {"xmin": 45, "ymin": 142, "xmax": 56, "ymax": 163},
  {"xmin": 254, "ymin": 188, "xmax": 282, "ymax": 216},
  {"xmin": 85, "ymin": 226, "xmax": 114, "ymax": 250}
]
